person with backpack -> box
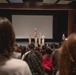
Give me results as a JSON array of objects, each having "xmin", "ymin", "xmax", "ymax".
[{"xmin": 22, "ymin": 43, "xmax": 45, "ymax": 75}]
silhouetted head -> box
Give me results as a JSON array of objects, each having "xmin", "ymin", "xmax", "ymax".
[
  {"xmin": 0, "ymin": 17, "xmax": 15, "ymax": 58},
  {"xmin": 45, "ymin": 47, "xmax": 52, "ymax": 55},
  {"xmin": 28, "ymin": 43, "xmax": 35, "ymax": 50}
]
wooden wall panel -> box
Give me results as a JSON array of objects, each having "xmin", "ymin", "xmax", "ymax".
[{"xmin": 68, "ymin": 10, "xmax": 74, "ymax": 35}]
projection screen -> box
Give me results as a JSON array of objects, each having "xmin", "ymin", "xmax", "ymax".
[{"xmin": 12, "ymin": 15, "xmax": 53, "ymax": 39}]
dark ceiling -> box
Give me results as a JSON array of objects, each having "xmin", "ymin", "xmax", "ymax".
[
  {"xmin": 0, "ymin": 0, "xmax": 76, "ymax": 10},
  {"xmin": 0, "ymin": 0, "xmax": 75, "ymax": 5}
]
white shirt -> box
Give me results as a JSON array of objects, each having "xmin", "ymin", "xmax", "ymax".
[
  {"xmin": 0, "ymin": 58, "xmax": 32, "ymax": 75},
  {"xmin": 12, "ymin": 52, "xmax": 21, "ymax": 59}
]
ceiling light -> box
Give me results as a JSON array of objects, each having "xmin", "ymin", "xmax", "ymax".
[{"xmin": 57, "ymin": 0, "xmax": 72, "ymax": 4}]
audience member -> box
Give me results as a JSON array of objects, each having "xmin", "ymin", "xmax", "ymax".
[
  {"xmin": 41, "ymin": 45, "xmax": 47, "ymax": 55},
  {"xmin": 20, "ymin": 45, "xmax": 26, "ymax": 58},
  {"xmin": 0, "ymin": 17, "xmax": 32, "ymax": 75},
  {"xmin": 59, "ymin": 33, "xmax": 76, "ymax": 75},
  {"xmin": 42, "ymin": 47, "xmax": 53, "ymax": 75},
  {"xmin": 22, "ymin": 43, "xmax": 45, "ymax": 75},
  {"xmin": 12, "ymin": 43, "xmax": 21, "ymax": 59},
  {"xmin": 52, "ymin": 45, "xmax": 62, "ymax": 75}
]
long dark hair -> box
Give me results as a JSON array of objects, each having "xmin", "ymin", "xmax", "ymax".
[
  {"xmin": 0, "ymin": 17, "xmax": 15, "ymax": 58},
  {"xmin": 59, "ymin": 33, "xmax": 76, "ymax": 75}
]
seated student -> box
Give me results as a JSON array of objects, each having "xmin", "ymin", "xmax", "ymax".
[
  {"xmin": 42, "ymin": 47, "xmax": 53, "ymax": 75},
  {"xmin": 52, "ymin": 44, "xmax": 62, "ymax": 75},
  {"xmin": 59, "ymin": 33, "xmax": 76, "ymax": 75},
  {"xmin": 20, "ymin": 45, "xmax": 26, "ymax": 58},
  {"xmin": 12, "ymin": 44, "xmax": 21, "ymax": 59},
  {"xmin": 0, "ymin": 17, "xmax": 32, "ymax": 75},
  {"xmin": 22, "ymin": 43, "xmax": 45, "ymax": 75}
]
